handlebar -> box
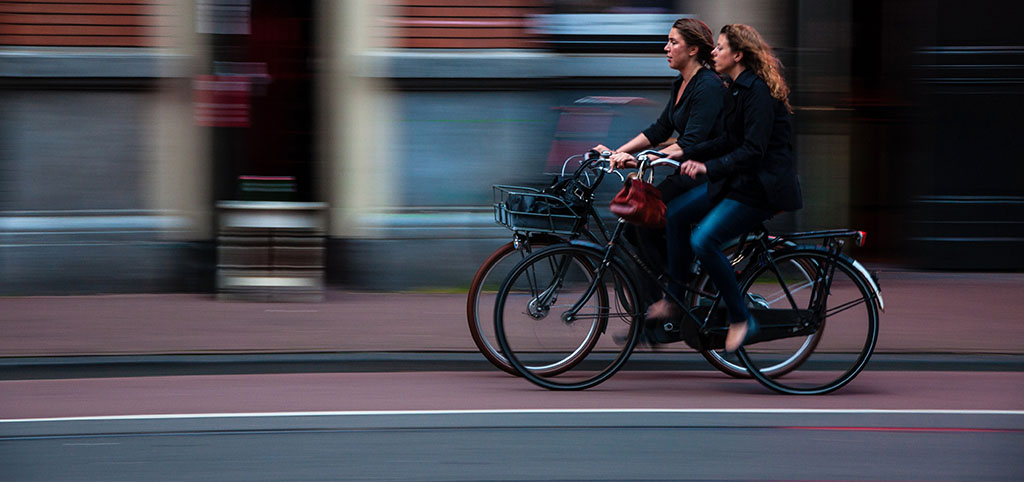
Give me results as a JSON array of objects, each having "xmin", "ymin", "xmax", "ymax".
[
  {"xmin": 631, "ymin": 150, "xmax": 680, "ymax": 180},
  {"xmin": 560, "ymin": 150, "xmax": 625, "ymax": 182},
  {"xmin": 557, "ymin": 149, "xmax": 680, "ymax": 185}
]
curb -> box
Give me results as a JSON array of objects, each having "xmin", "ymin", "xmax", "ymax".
[{"xmin": 3, "ymin": 352, "xmax": 1024, "ymax": 380}]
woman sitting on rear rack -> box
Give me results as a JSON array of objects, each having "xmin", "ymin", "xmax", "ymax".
[{"xmin": 647, "ymin": 23, "xmax": 803, "ymax": 352}]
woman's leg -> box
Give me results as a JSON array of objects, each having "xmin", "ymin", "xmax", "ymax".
[
  {"xmin": 636, "ymin": 175, "xmax": 704, "ymax": 281},
  {"xmin": 689, "ymin": 199, "xmax": 773, "ymax": 346},
  {"xmin": 662, "ymin": 184, "xmax": 714, "ymax": 303}
]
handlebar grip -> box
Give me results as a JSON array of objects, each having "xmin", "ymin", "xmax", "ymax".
[{"xmin": 648, "ymin": 158, "xmax": 681, "ymax": 168}]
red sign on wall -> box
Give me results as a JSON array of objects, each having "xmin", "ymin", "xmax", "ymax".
[{"xmin": 193, "ymin": 75, "xmax": 251, "ymax": 127}]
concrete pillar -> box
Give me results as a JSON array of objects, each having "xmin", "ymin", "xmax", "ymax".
[
  {"xmin": 317, "ymin": 0, "xmax": 399, "ymax": 239},
  {"xmin": 147, "ymin": 1, "xmax": 213, "ymax": 240}
]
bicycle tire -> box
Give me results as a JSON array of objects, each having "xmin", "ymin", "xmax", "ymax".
[
  {"xmin": 735, "ymin": 248, "xmax": 879, "ymax": 395},
  {"xmin": 494, "ymin": 244, "xmax": 641, "ymax": 390},
  {"xmin": 467, "ymin": 238, "xmax": 557, "ymax": 375}
]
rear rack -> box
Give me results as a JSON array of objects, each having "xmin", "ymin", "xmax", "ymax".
[{"xmin": 774, "ymin": 229, "xmax": 867, "ymax": 247}]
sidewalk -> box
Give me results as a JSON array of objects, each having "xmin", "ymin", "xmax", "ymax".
[{"xmin": 2, "ymin": 269, "xmax": 1023, "ymax": 358}]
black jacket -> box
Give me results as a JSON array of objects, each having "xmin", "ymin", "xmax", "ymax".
[
  {"xmin": 642, "ymin": 68, "xmax": 726, "ymax": 155},
  {"xmin": 686, "ymin": 69, "xmax": 802, "ymax": 212}
]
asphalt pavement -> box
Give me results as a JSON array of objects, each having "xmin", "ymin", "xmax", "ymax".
[
  {"xmin": 3, "ymin": 370, "xmax": 1023, "ymax": 480},
  {"xmin": 4, "ymin": 409, "xmax": 1022, "ymax": 481}
]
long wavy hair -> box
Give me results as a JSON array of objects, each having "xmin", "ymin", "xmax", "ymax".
[
  {"xmin": 720, "ymin": 24, "xmax": 793, "ymax": 113},
  {"xmin": 672, "ymin": 18, "xmax": 714, "ymax": 69}
]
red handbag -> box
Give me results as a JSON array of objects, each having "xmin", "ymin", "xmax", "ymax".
[{"xmin": 609, "ymin": 178, "xmax": 666, "ymax": 228}]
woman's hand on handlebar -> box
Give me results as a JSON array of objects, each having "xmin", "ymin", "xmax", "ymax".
[
  {"xmin": 608, "ymin": 152, "xmax": 638, "ymax": 170},
  {"xmin": 591, "ymin": 144, "xmax": 637, "ymax": 170},
  {"xmin": 680, "ymin": 160, "xmax": 707, "ymax": 179}
]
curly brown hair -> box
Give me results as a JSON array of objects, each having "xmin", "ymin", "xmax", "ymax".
[{"xmin": 721, "ymin": 24, "xmax": 792, "ymax": 113}]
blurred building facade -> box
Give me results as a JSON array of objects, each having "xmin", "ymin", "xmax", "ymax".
[
  {"xmin": 1, "ymin": 0, "xmax": 1021, "ymax": 295},
  {"xmin": 0, "ymin": 1, "xmax": 206, "ymax": 293}
]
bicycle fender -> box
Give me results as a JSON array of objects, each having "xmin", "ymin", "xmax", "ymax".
[
  {"xmin": 776, "ymin": 246, "xmax": 884, "ymax": 313},
  {"xmin": 850, "ymin": 258, "xmax": 884, "ymax": 312},
  {"xmin": 568, "ymin": 239, "xmax": 607, "ymax": 252}
]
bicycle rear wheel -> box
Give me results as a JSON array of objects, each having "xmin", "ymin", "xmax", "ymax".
[
  {"xmin": 693, "ymin": 254, "xmax": 821, "ymax": 378},
  {"xmin": 736, "ymin": 248, "xmax": 879, "ymax": 395},
  {"xmin": 494, "ymin": 244, "xmax": 641, "ymax": 390}
]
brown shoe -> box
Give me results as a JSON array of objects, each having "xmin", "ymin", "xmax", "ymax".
[
  {"xmin": 724, "ymin": 321, "xmax": 748, "ymax": 353},
  {"xmin": 725, "ymin": 317, "xmax": 760, "ymax": 353}
]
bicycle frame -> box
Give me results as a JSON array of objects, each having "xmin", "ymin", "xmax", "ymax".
[
  {"xmin": 512, "ymin": 152, "xmax": 882, "ymax": 342},
  {"xmin": 557, "ymin": 219, "xmax": 717, "ymax": 331},
  {"xmin": 555, "ymin": 218, "xmax": 876, "ymax": 346}
]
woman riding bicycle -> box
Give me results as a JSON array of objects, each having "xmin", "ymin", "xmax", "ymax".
[
  {"xmin": 593, "ymin": 18, "xmax": 726, "ymax": 307},
  {"xmin": 595, "ymin": 18, "xmax": 724, "ymax": 187},
  {"xmin": 647, "ymin": 23, "xmax": 803, "ymax": 353}
]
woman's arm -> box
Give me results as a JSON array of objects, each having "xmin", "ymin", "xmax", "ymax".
[
  {"xmin": 703, "ymin": 81, "xmax": 774, "ymax": 182},
  {"xmin": 682, "ymin": 134, "xmax": 732, "ymax": 163},
  {"xmin": 593, "ymin": 133, "xmax": 654, "ymax": 169},
  {"xmin": 616, "ymin": 133, "xmax": 653, "ymax": 154},
  {"xmin": 640, "ymin": 102, "xmax": 673, "ymax": 148}
]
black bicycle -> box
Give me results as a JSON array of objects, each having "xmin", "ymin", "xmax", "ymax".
[
  {"xmin": 471, "ymin": 151, "xmax": 801, "ymax": 378},
  {"xmin": 492, "ymin": 152, "xmax": 884, "ymax": 394}
]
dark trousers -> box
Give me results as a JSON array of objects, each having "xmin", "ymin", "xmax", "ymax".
[
  {"xmin": 665, "ymin": 184, "xmax": 773, "ymax": 325},
  {"xmin": 627, "ymin": 173, "xmax": 704, "ymax": 304}
]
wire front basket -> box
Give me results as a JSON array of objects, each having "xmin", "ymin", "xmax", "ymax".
[{"xmin": 493, "ymin": 185, "xmax": 587, "ymax": 235}]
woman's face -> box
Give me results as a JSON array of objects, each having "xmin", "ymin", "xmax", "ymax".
[
  {"xmin": 711, "ymin": 33, "xmax": 740, "ymax": 75},
  {"xmin": 664, "ymin": 28, "xmax": 694, "ymax": 71}
]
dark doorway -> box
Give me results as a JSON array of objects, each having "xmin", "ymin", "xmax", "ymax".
[{"xmin": 208, "ymin": 0, "xmax": 315, "ymax": 202}]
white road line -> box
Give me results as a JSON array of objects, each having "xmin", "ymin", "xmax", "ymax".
[{"xmin": 3, "ymin": 408, "xmax": 1023, "ymax": 424}]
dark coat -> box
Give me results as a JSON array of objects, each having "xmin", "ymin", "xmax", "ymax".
[
  {"xmin": 642, "ymin": 67, "xmax": 726, "ymax": 154},
  {"xmin": 686, "ymin": 69, "xmax": 802, "ymax": 212},
  {"xmin": 642, "ymin": 67, "xmax": 728, "ymax": 200}
]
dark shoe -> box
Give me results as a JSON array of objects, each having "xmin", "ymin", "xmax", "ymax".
[{"xmin": 613, "ymin": 330, "xmax": 663, "ymax": 349}]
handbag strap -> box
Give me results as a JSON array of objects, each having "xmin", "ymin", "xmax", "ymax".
[{"xmin": 627, "ymin": 168, "xmax": 654, "ymax": 184}]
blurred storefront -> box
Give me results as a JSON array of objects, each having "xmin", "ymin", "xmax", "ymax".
[
  {"xmin": 0, "ymin": 1, "xmax": 206, "ymax": 294},
  {"xmin": 1, "ymin": 0, "xmax": 1020, "ymax": 295},
  {"xmin": 323, "ymin": 0, "xmax": 870, "ymax": 288}
]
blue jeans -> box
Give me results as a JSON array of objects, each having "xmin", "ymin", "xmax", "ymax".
[{"xmin": 665, "ymin": 184, "xmax": 773, "ymax": 325}]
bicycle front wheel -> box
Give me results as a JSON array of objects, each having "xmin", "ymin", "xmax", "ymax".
[
  {"xmin": 736, "ymin": 248, "xmax": 879, "ymax": 395},
  {"xmin": 494, "ymin": 244, "xmax": 642, "ymax": 390}
]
